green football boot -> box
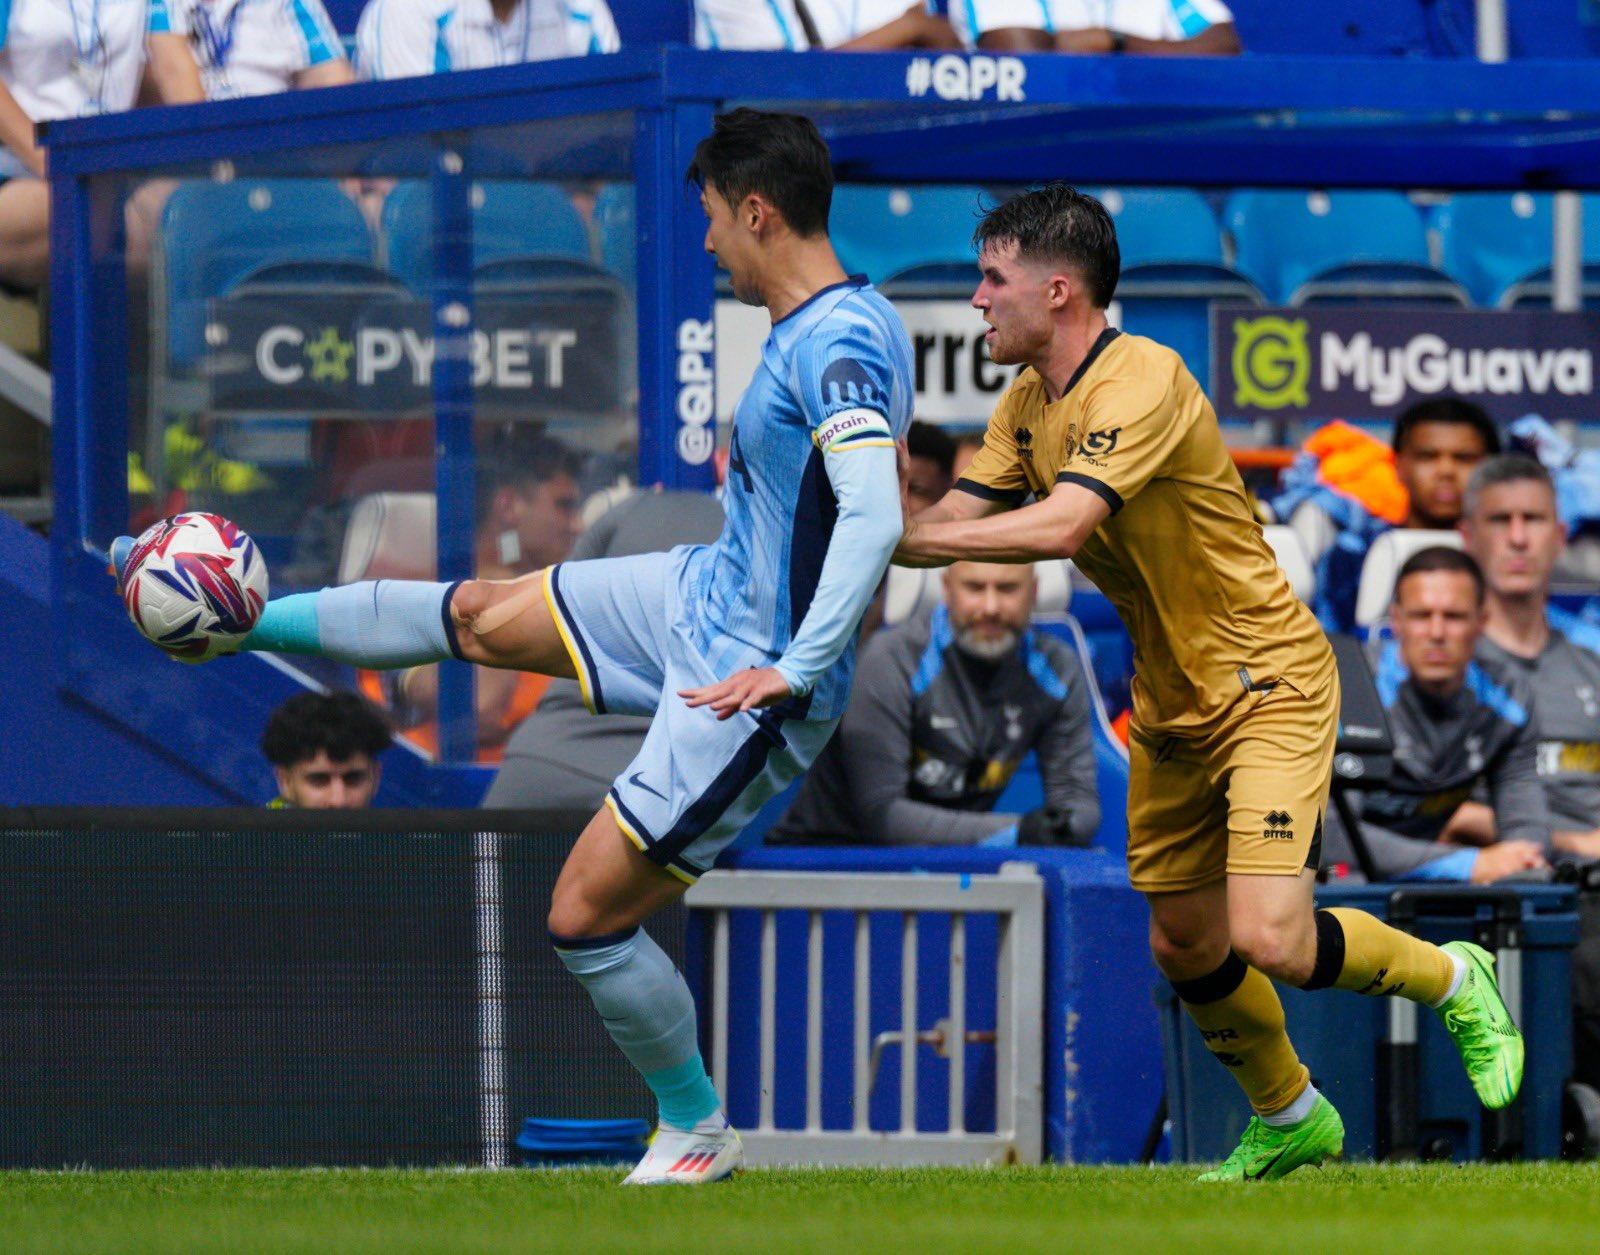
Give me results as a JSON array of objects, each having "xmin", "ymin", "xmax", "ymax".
[
  {"xmin": 1436, "ymin": 940, "xmax": 1524, "ymax": 1110},
  {"xmin": 1197, "ymin": 1095, "xmax": 1344, "ymax": 1182}
]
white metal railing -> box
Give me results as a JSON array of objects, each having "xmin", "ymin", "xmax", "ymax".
[{"xmin": 685, "ymin": 864, "xmax": 1044, "ymax": 1166}]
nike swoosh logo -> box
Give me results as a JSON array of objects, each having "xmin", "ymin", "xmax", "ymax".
[
  {"xmin": 1246, "ymin": 1146, "xmax": 1291, "ymax": 1180},
  {"xmin": 628, "ymin": 771, "xmax": 668, "ymax": 802}
]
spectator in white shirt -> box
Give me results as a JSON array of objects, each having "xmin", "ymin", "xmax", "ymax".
[
  {"xmin": 175, "ymin": 0, "xmax": 354, "ymax": 100},
  {"xmin": 694, "ymin": 0, "xmax": 959, "ymax": 50},
  {"xmin": 949, "ymin": 0, "xmax": 1240, "ymax": 54},
  {"xmin": 355, "ymin": 0, "xmax": 618, "ymax": 80},
  {"xmin": 0, "ymin": 0, "xmax": 204, "ymax": 290}
]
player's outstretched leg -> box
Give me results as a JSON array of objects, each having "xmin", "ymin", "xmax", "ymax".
[
  {"xmin": 115, "ymin": 530, "xmax": 578, "ymax": 679},
  {"xmin": 548, "ymin": 807, "xmax": 742, "ymax": 1186},
  {"xmin": 1150, "ymin": 882, "xmax": 1343, "ymax": 1182}
]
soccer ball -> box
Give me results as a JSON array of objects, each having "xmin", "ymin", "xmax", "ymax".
[{"xmin": 118, "ymin": 513, "xmax": 268, "ymax": 661}]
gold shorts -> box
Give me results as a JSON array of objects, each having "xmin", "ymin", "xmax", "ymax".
[{"xmin": 1125, "ymin": 669, "xmax": 1339, "ymax": 895}]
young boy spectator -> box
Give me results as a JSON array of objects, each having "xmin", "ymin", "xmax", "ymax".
[
  {"xmin": 176, "ymin": 0, "xmax": 354, "ymax": 100},
  {"xmin": 769, "ymin": 560, "xmax": 1099, "ymax": 847},
  {"xmin": 951, "ymin": 0, "xmax": 1240, "ymax": 55},
  {"xmin": 262, "ymin": 689, "xmax": 393, "ymax": 809},
  {"xmin": 356, "ymin": 0, "xmax": 618, "ymax": 79},
  {"xmin": 1323, "ymin": 546, "xmax": 1550, "ymax": 882}
]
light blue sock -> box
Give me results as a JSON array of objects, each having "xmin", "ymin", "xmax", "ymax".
[
  {"xmin": 553, "ymin": 927, "xmax": 721, "ymax": 1131},
  {"xmin": 241, "ymin": 580, "xmax": 462, "ymax": 667}
]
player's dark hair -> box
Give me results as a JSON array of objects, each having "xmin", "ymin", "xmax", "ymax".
[
  {"xmin": 262, "ymin": 691, "xmax": 393, "ymax": 768},
  {"xmin": 687, "ymin": 108, "xmax": 834, "ymax": 238},
  {"xmin": 1393, "ymin": 545, "xmax": 1486, "ymax": 605},
  {"xmin": 1391, "ymin": 397, "xmax": 1502, "ymax": 456},
  {"xmin": 973, "ymin": 184, "xmax": 1120, "ymax": 308},
  {"xmin": 907, "ymin": 420, "xmax": 956, "ymax": 479},
  {"xmin": 475, "ymin": 426, "xmax": 579, "ymax": 524},
  {"xmin": 1464, "ymin": 453, "xmax": 1555, "ymax": 519}
]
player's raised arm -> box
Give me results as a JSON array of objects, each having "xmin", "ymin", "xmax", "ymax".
[{"xmin": 683, "ymin": 330, "xmax": 906, "ymax": 720}]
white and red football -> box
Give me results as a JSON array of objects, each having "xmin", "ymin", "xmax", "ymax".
[{"xmin": 118, "ymin": 513, "xmax": 269, "ymax": 661}]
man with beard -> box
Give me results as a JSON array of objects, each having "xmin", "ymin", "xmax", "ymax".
[{"xmin": 770, "ymin": 560, "xmax": 1099, "ymax": 846}]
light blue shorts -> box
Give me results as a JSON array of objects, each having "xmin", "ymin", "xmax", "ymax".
[{"xmin": 542, "ymin": 548, "xmax": 839, "ymax": 883}]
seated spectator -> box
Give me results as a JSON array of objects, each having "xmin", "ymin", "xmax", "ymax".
[
  {"xmin": 905, "ymin": 419, "xmax": 956, "ymax": 514},
  {"xmin": 1275, "ymin": 398, "xmax": 1501, "ymax": 633},
  {"xmin": 950, "ymin": 0, "xmax": 1241, "ymax": 55},
  {"xmin": 693, "ymin": 1, "xmax": 959, "ymax": 50},
  {"xmin": 1464, "ymin": 454, "xmax": 1600, "ymax": 863},
  {"xmin": 1324, "ymin": 546, "xmax": 1550, "ymax": 883},
  {"xmin": 262, "ymin": 690, "xmax": 392, "ymax": 808},
  {"xmin": 370, "ymin": 428, "xmax": 583, "ymax": 758},
  {"xmin": 769, "ymin": 560, "xmax": 1099, "ymax": 847},
  {"xmin": 0, "ymin": 0, "xmax": 204, "ymax": 290},
  {"xmin": 356, "ymin": 0, "xmax": 618, "ymax": 78},
  {"xmin": 483, "ymin": 488, "xmax": 728, "ymax": 809},
  {"xmin": 177, "ymin": 0, "xmax": 354, "ymax": 100}
]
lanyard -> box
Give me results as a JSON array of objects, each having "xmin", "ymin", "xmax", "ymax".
[
  {"xmin": 193, "ymin": 0, "xmax": 245, "ymax": 70},
  {"xmin": 62, "ymin": 0, "xmax": 103, "ymax": 66},
  {"xmin": 493, "ymin": 0, "xmax": 531, "ymax": 66}
]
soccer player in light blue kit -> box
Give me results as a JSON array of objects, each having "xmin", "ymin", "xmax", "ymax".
[{"xmin": 115, "ymin": 109, "xmax": 911, "ymax": 1184}]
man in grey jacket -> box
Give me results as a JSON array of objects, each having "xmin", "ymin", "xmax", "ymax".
[
  {"xmin": 1324, "ymin": 546, "xmax": 1550, "ymax": 882},
  {"xmin": 769, "ymin": 560, "xmax": 1100, "ymax": 846}
]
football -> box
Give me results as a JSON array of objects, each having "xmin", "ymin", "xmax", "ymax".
[{"xmin": 118, "ymin": 513, "xmax": 268, "ymax": 661}]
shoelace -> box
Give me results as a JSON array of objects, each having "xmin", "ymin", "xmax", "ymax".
[
  {"xmin": 1220, "ymin": 1118, "xmax": 1273, "ymax": 1170},
  {"xmin": 1443, "ymin": 1000, "xmax": 1498, "ymax": 1069}
]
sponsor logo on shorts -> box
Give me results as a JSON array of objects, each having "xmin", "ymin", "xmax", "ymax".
[{"xmin": 1263, "ymin": 809, "xmax": 1294, "ymax": 841}]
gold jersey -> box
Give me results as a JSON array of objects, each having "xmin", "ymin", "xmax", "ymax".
[{"xmin": 959, "ymin": 328, "xmax": 1332, "ymax": 736}]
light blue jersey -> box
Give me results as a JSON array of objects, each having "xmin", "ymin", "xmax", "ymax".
[{"xmin": 686, "ymin": 276, "xmax": 913, "ymax": 721}]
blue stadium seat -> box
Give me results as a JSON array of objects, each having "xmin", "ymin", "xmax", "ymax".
[
  {"xmin": 830, "ymin": 184, "xmax": 988, "ymax": 284},
  {"xmin": 1436, "ymin": 192, "xmax": 1600, "ymax": 308},
  {"xmin": 1224, "ymin": 189, "xmax": 1468, "ymax": 306},
  {"xmin": 380, "ymin": 180, "xmax": 594, "ymax": 294},
  {"xmin": 160, "ymin": 179, "xmax": 377, "ymax": 367},
  {"xmin": 1093, "ymin": 188, "xmax": 1263, "ymax": 392},
  {"xmin": 593, "ymin": 183, "xmax": 636, "ymax": 287}
]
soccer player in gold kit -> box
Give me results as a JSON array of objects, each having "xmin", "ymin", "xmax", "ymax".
[{"xmin": 894, "ymin": 185, "xmax": 1523, "ymax": 1180}]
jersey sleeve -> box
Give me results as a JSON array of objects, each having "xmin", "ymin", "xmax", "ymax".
[
  {"xmin": 290, "ymin": 0, "xmax": 346, "ymax": 67},
  {"xmin": 788, "ymin": 322, "xmax": 898, "ymax": 452},
  {"xmin": 1055, "ymin": 370, "xmax": 1187, "ymax": 514},
  {"xmin": 572, "ymin": 0, "xmax": 621, "ymax": 53},
  {"xmin": 955, "ymin": 383, "xmax": 1029, "ymax": 506},
  {"xmin": 150, "ymin": 0, "xmax": 185, "ymax": 36}
]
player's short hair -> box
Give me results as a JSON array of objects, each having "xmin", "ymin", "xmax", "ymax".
[
  {"xmin": 972, "ymin": 184, "xmax": 1120, "ymax": 308},
  {"xmin": 906, "ymin": 420, "xmax": 956, "ymax": 478},
  {"xmin": 1391, "ymin": 397, "xmax": 1502, "ymax": 456},
  {"xmin": 1464, "ymin": 453, "xmax": 1555, "ymax": 519},
  {"xmin": 686, "ymin": 108, "xmax": 834, "ymax": 238},
  {"xmin": 261, "ymin": 691, "xmax": 393, "ymax": 768},
  {"xmin": 475, "ymin": 426, "xmax": 579, "ymax": 524},
  {"xmin": 1393, "ymin": 545, "xmax": 1486, "ymax": 606}
]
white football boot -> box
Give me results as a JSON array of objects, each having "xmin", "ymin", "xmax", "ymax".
[{"xmin": 622, "ymin": 1113, "xmax": 744, "ymax": 1185}]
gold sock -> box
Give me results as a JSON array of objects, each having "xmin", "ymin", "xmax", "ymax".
[
  {"xmin": 1308, "ymin": 907, "xmax": 1455, "ymax": 1005},
  {"xmin": 1175, "ymin": 952, "xmax": 1310, "ymax": 1117}
]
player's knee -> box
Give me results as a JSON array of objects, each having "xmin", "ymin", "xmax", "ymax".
[
  {"xmin": 450, "ymin": 574, "xmax": 544, "ymax": 659},
  {"xmin": 546, "ymin": 884, "xmax": 603, "ymax": 943},
  {"xmin": 1231, "ymin": 919, "xmax": 1314, "ymax": 985},
  {"xmin": 1148, "ymin": 916, "xmax": 1229, "ymax": 980}
]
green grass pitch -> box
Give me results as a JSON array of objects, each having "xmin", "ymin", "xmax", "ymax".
[{"xmin": 2, "ymin": 1164, "xmax": 1598, "ymax": 1254}]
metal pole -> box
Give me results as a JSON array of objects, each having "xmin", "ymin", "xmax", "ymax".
[
  {"xmin": 806, "ymin": 911, "xmax": 824, "ymax": 1133},
  {"xmin": 853, "ymin": 913, "xmax": 871, "ymax": 1133},
  {"xmin": 1553, "ymin": 192, "xmax": 1584, "ymax": 312},
  {"xmin": 900, "ymin": 913, "xmax": 918, "ymax": 1134},
  {"xmin": 712, "ymin": 908, "xmax": 730, "ymax": 1105},
  {"xmin": 474, "ymin": 831, "xmax": 506, "ymax": 1168},
  {"xmin": 1475, "ymin": 0, "xmax": 1507, "ymax": 63},
  {"xmin": 948, "ymin": 914, "xmax": 967, "ymax": 1135},
  {"xmin": 759, "ymin": 909, "xmax": 777, "ymax": 1130}
]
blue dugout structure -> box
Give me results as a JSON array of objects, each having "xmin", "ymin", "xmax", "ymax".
[{"xmin": 40, "ymin": 48, "xmax": 1600, "ymax": 802}]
